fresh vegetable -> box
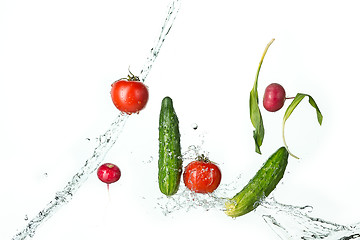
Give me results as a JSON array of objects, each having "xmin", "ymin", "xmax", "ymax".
[
  {"xmin": 158, "ymin": 96, "xmax": 182, "ymax": 196},
  {"xmin": 97, "ymin": 163, "xmax": 121, "ymax": 185},
  {"xmin": 250, "ymin": 38, "xmax": 275, "ymax": 154},
  {"xmin": 110, "ymin": 71, "xmax": 149, "ymax": 114},
  {"xmin": 225, "ymin": 147, "xmax": 288, "ymax": 218},
  {"xmin": 183, "ymin": 155, "xmax": 221, "ymax": 194},
  {"xmin": 282, "ymin": 93, "xmax": 323, "ymax": 159},
  {"xmin": 263, "ymin": 83, "xmax": 286, "ymax": 112}
]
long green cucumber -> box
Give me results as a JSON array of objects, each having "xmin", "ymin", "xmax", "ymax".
[
  {"xmin": 225, "ymin": 147, "xmax": 288, "ymax": 217},
  {"xmin": 158, "ymin": 96, "xmax": 182, "ymax": 196}
]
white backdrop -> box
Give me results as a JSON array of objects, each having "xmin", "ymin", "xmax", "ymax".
[{"xmin": 1, "ymin": 0, "xmax": 360, "ymax": 239}]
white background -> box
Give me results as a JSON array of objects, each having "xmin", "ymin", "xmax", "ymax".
[{"xmin": 1, "ymin": 0, "xmax": 360, "ymax": 239}]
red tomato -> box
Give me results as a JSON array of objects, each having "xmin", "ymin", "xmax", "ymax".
[
  {"xmin": 97, "ymin": 163, "xmax": 121, "ymax": 184},
  {"xmin": 183, "ymin": 157, "xmax": 221, "ymax": 193},
  {"xmin": 110, "ymin": 73, "xmax": 149, "ymax": 114}
]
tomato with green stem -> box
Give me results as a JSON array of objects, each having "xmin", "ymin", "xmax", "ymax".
[
  {"xmin": 183, "ymin": 155, "xmax": 221, "ymax": 194},
  {"xmin": 110, "ymin": 71, "xmax": 149, "ymax": 114}
]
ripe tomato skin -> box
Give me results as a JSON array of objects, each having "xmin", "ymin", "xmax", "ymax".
[
  {"xmin": 110, "ymin": 80, "xmax": 149, "ymax": 114},
  {"xmin": 97, "ymin": 163, "xmax": 121, "ymax": 184},
  {"xmin": 183, "ymin": 159, "xmax": 221, "ymax": 194}
]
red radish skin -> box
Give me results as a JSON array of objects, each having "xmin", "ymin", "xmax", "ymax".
[
  {"xmin": 97, "ymin": 163, "xmax": 121, "ymax": 185},
  {"xmin": 263, "ymin": 83, "xmax": 286, "ymax": 112}
]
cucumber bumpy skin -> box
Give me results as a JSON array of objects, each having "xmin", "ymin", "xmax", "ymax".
[
  {"xmin": 158, "ymin": 96, "xmax": 182, "ymax": 196},
  {"xmin": 225, "ymin": 147, "xmax": 289, "ymax": 217}
]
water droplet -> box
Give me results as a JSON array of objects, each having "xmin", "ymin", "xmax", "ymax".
[
  {"xmin": 299, "ymin": 205, "xmax": 313, "ymax": 213},
  {"xmin": 24, "ymin": 215, "xmax": 28, "ymax": 221},
  {"xmin": 191, "ymin": 123, "xmax": 198, "ymax": 130},
  {"xmin": 143, "ymin": 156, "xmax": 154, "ymax": 164}
]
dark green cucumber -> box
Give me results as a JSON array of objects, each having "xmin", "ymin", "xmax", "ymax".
[
  {"xmin": 158, "ymin": 96, "xmax": 182, "ymax": 196},
  {"xmin": 225, "ymin": 147, "xmax": 288, "ymax": 217}
]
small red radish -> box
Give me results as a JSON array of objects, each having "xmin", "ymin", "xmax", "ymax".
[
  {"xmin": 97, "ymin": 163, "xmax": 121, "ymax": 186},
  {"xmin": 263, "ymin": 83, "xmax": 286, "ymax": 112}
]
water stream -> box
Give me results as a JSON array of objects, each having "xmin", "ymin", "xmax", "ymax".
[
  {"xmin": 259, "ymin": 197, "xmax": 360, "ymax": 240},
  {"xmin": 156, "ymin": 183, "xmax": 360, "ymax": 240},
  {"xmin": 12, "ymin": 114, "xmax": 129, "ymax": 239},
  {"xmin": 11, "ymin": 0, "xmax": 181, "ymax": 239},
  {"xmin": 154, "ymin": 143, "xmax": 360, "ymax": 239}
]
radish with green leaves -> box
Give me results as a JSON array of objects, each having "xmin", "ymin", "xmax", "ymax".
[{"xmin": 250, "ymin": 39, "xmax": 323, "ymax": 158}]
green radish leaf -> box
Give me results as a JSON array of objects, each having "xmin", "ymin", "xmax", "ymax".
[
  {"xmin": 249, "ymin": 38, "xmax": 275, "ymax": 154},
  {"xmin": 250, "ymin": 89, "xmax": 264, "ymax": 154},
  {"xmin": 282, "ymin": 93, "xmax": 323, "ymax": 159}
]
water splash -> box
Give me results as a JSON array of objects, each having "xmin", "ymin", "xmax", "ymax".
[
  {"xmin": 156, "ymin": 185, "xmax": 227, "ymax": 216},
  {"xmin": 258, "ymin": 197, "xmax": 360, "ymax": 240},
  {"xmin": 139, "ymin": 0, "xmax": 181, "ymax": 82},
  {"xmin": 157, "ymin": 185, "xmax": 360, "ymax": 240},
  {"xmin": 156, "ymin": 140, "xmax": 360, "ymax": 239},
  {"xmin": 12, "ymin": 114, "xmax": 129, "ymax": 240},
  {"xmin": 156, "ymin": 143, "xmax": 239, "ymax": 215},
  {"xmin": 191, "ymin": 123, "xmax": 198, "ymax": 130},
  {"xmin": 11, "ymin": 1, "xmax": 181, "ymax": 239}
]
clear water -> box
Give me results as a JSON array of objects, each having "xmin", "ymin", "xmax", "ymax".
[
  {"xmin": 12, "ymin": 114, "xmax": 129, "ymax": 240},
  {"xmin": 259, "ymin": 197, "xmax": 360, "ymax": 240},
  {"xmin": 11, "ymin": 0, "xmax": 360, "ymax": 239},
  {"xmin": 153, "ymin": 141, "xmax": 360, "ymax": 240},
  {"xmin": 155, "ymin": 144, "xmax": 235, "ymax": 216},
  {"xmin": 11, "ymin": 0, "xmax": 180, "ymax": 239},
  {"xmin": 156, "ymin": 178, "xmax": 360, "ymax": 239},
  {"xmin": 138, "ymin": 0, "xmax": 181, "ymax": 82}
]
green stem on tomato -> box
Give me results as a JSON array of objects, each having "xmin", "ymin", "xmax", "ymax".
[{"xmin": 119, "ymin": 67, "xmax": 141, "ymax": 81}]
